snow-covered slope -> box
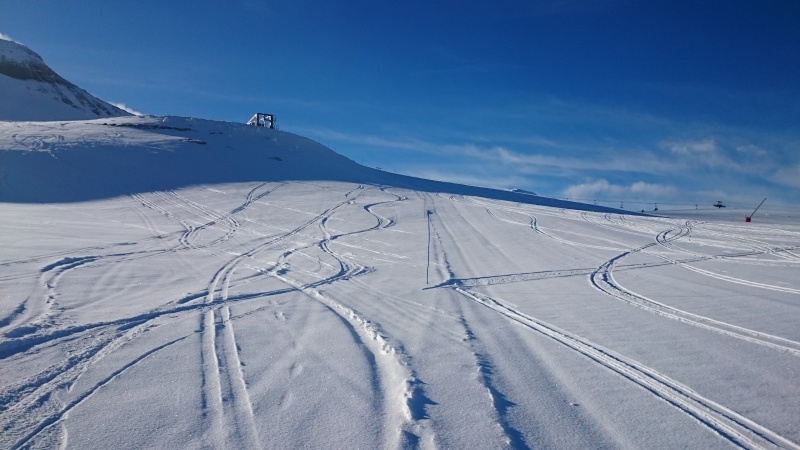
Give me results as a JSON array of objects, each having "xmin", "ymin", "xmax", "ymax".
[
  {"xmin": 2, "ymin": 171, "xmax": 799, "ymax": 449},
  {"xmin": 2, "ymin": 43, "xmax": 799, "ymax": 450},
  {"xmin": 0, "ymin": 37, "xmax": 612, "ymax": 211},
  {"xmin": 0, "ymin": 114, "xmax": 630, "ymax": 214},
  {"xmin": 0, "ymin": 35, "xmax": 624, "ymax": 211},
  {"xmin": 0, "ymin": 38, "xmax": 129, "ymax": 121}
]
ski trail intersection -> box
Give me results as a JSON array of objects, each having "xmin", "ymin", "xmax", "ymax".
[{"xmin": 2, "ymin": 124, "xmax": 800, "ymax": 449}]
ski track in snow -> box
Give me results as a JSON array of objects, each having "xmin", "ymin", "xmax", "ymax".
[
  {"xmin": 426, "ymin": 196, "xmax": 531, "ymax": 448},
  {"xmin": 588, "ymin": 223, "xmax": 800, "ymax": 356},
  {"xmin": 454, "ymin": 288, "xmax": 799, "ymax": 450},
  {"xmin": 139, "ymin": 182, "xmax": 432, "ymax": 446},
  {"xmin": 462, "ymin": 196, "xmax": 800, "ymax": 355},
  {"xmin": 2, "ymin": 180, "xmax": 799, "ymax": 449},
  {"xmin": 1, "ymin": 182, "xmax": 291, "ymax": 447},
  {"xmin": 429, "ymin": 194, "xmax": 800, "ymax": 449},
  {"xmin": 264, "ymin": 185, "xmax": 436, "ymax": 446},
  {"xmin": 590, "ymin": 254, "xmax": 800, "ymax": 356},
  {"xmin": 1, "ymin": 298, "xmax": 191, "ymax": 449}
]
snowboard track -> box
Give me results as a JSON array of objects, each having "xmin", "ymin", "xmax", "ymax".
[
  {"xmin": 454, "ymin": 287, "xmax": 800, "ymax": 450},
  {"xmin": 3, "ymin": 181, "xmax": 798, "ymax": 449}
]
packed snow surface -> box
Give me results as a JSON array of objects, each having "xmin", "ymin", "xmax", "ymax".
[{"xmin": 1, "ymin": 116, "xmax": 799, "ymax": 449}]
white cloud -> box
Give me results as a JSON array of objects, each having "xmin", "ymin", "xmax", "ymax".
[
  {"xmin": 0, "ymin": 33, "xmax": 17, "ymax": 42},
  {"xmin": 629, "ymin": 181, "xmax": 678, "ymax": 196},
  {"xmin": 563, "ymin": 179, "xmax": 677, "ymax": 201},
  {"xmin": 771, "ymin": 165, "xmax": 800, "ymax": 188},
  {"xmin": 665, "ymin": 138, "xmax": 717, "ymax": 156},
  {"xmin": 110, "ymin": 102, "xmax": 144, "ymax": 116},
  {"xmin": 736, "ymin": 144, "xmax": 768, "ymax": 157},
  {"xmin": 301, "ymin": 126, "xmax": 799, "ymax": 205},
  {"xmin": 659, "ymin": 137, "xmax": 751, "ymax": 172},
  {"xmin": 306, "ymin": 128, "xmax": 678, "ymax": 176},
  {"xmin": 407, "ymin": 167, "xmax": 532, "ymax": 191}
]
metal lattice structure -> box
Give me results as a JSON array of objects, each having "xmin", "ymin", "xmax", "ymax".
[{"xmin": 247, "ymin": 113, "xmax": 275, "ymax": 129}]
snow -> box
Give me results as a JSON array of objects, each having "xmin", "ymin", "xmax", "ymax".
[
  {"xmin": 2, "ymin": 37, "xmax": 799, "ymax": 450},
  {"xmin": 1, "ymin": 113, "xmax": 799, "ymax": 449},
  {"xmin": 0, "ymin": 38, "xmax": 129, "ymax": 121}
]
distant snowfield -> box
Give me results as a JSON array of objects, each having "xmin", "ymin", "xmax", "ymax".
[{"xmin": 2, "ymin": 117, "xmax": 799, "ymax": 449}]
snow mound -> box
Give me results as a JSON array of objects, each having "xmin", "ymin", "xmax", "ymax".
[
  {"xmin": 0, "ymin": 115, "xmax": 629, "ymax": 214},
  {"xmin": 0, "ymin": 39, "xmax": 627, "ymax": 214},
  {"xmin": 0, "ymin": 115, "xmax": 363, "ymax": 202},
  {"xmin": 0, "ymin": 38, "xmax": 129, "ymax": 121}
]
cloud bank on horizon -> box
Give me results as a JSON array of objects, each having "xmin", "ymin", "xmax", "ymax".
[{"xmin": 1, "ymin": 0, "xmax": 799, "ymax": 207}]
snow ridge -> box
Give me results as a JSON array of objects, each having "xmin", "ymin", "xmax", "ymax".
[{"xmin": 0, "ymin": 39, "xmax": 129, "ymax": 121}]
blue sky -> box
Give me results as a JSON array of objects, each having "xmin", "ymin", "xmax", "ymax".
[{"xmin": 2, "ymin": 0, "xmax": 799, "ymax": 209}]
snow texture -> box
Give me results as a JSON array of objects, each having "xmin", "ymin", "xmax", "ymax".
[
  {"xmin": 1, "ymin": 40, "xmax": 799, "ymax": 450},
  {"xmin": 0, "ymin": 38, "xmax": 129, "ymax": 121}
]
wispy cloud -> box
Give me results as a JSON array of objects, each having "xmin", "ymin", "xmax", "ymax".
[
  {"xmin": 405, "ymin": 167, "xmax": 534, "ymax": 192},
  {"xmin": 302, "ymin": 129, "xmax": 436, "ymax": 153},
  {"xmin": 305, "ymin": 128, "xmax": 677, "ymax": 176},
  {"xmin": 0, "ymin": 33, "xmax": 18, "ymax": 43},
  {"xmin": 563, "ymin": 179, "xmax": 678, "ymax": 202},
  {"xmin": 661, "ymin": 138, "xmax": 739, "ymax": 170},
  {"xmin": 771, "ymin": 165, "xmax": 800, "ymax": 189},
  {"xmin": 296, "ymin": 94, "xmax": 800, "ymax": 205}
]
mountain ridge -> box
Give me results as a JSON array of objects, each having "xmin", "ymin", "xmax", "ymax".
[
  {"xmin": 0, "ymin": 39, "xmax": 631, "ymax": 215},
  {"xmin": 0, "ymin": 38, "xmax": 129, "ymax": 121},
  {"xmin": 0, "ymin": 115, "xmax": 631, "ymax": 215}
]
